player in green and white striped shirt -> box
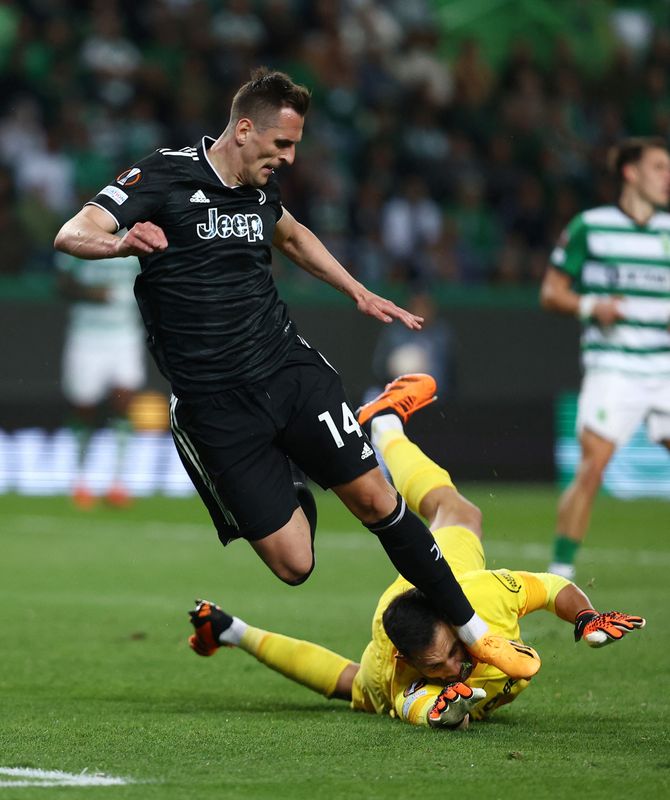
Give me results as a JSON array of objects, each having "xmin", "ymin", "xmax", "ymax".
[
  {"xmin": 541, "ymin": 137, "xmax": 670, "ymax": 578},
  {"xmin": 58, "ymin": 246, "xmax": 145, "ymax": 508}
]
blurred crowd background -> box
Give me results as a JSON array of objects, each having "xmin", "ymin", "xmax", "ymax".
[{"xmin": 0, "ymin": 0, "xmax": 668, "ymax": 286}]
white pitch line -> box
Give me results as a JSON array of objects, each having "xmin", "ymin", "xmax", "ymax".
[{"xmin": 0, "ymin": 766, "xmax": 132, "ymax": 787}]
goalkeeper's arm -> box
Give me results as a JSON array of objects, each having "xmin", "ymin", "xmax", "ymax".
[
  {"xmin": 553, "ymin": 583, "xmax": 645, "ymax": 647},
  {"xmin": 514, "ymin": 572, "xmax": 645, "ymax": 646}
]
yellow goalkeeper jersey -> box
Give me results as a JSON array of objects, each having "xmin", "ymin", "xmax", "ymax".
[{"xmin": 351, "ymin": 525, "xmax": 569, "ymax": 724}]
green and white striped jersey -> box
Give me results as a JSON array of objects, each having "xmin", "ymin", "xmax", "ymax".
[
  {"xmin": 551, "ymin": 205, "xmax": 670, "ymax": 376},
  {"xmin": 57, "ymin": 252, "xmax": 142, "ymax": 336}
]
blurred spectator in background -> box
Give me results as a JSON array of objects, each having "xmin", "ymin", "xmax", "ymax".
[
  {"xmin": 0, "ymin": 96, "xmax": 44, "ymax": 164},
  {"xmin": 372, "ymin": 291, "xmax": 453, "ymax": 394},
  {"xmin": 381, "ymin": 175, "xmax": 442, "ymax": 283},
  {"xmin": 58, "ymin": 247, "xmax": 145, "ymax": 508},
  {"xmin": 452, "ymin": 38, "xmax": 495, "ymax": 113},
  {"xmin": 349, "ymin": 177, "xmax": 386, "ymax": 284},
  {"xmin": 14, "ymin": 126, "xmax": 75, "ymax": 211},
  {"xmin": 499, "ymin": 174, "xmax": 548, "ymax": 283},
  {"xmin": 211, "ymin": 0, "xmax": 266, "ymax": 79},
  {"xmin": 79, "ymin": 3, "xmax": 141, "ymax": 108},
  {"xmin": 391, "ymin": 24, "xmax": 454, "ymax": 110},
  {"xmin": 444, "ymin": 175, "xmax": 501, "ymax": 283},
  {"xmin": 0, "ymin": 163, "xmax": 29, "ymax": 274}
]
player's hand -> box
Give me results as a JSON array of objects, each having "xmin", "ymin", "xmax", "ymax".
[
  {"xmin": 574, "ymin": 609, "xmax": 646, "ymax": 647},
  {"xmin": 116, "ymin": 221, "xmax": 168, "ymax": 256},
  {"xmin": 427, "ymin": 682, "xmax": 486, "ymax": 729},
  {"xmin": 593, "ymin": 297, "xmax": 624, "ymax": 327},
  {"xmin": 356, "ymin": 289, "xmax": 423, "ymax": 330}
]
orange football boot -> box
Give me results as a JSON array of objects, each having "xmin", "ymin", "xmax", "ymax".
[
  {"xmin": 357, "ymin": 373, "xmax": 437, "ymax": 428},
  {"xmin": 468, "ymin": 635, "xmax": 541, "ymax": 680}
]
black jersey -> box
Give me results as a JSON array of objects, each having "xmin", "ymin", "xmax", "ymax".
[{"xmin": 87, "ymin": 136, "xmax": 295, "ymax": 396}]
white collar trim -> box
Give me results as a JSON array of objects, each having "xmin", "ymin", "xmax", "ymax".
[{"xmin": 201, "ymin": 136, "xmax": 242, "ymax": 188}]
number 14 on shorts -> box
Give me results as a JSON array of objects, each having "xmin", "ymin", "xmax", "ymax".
[{"xmin": 318, "ymin": 404, "xmax": 362, "ymax": 448}]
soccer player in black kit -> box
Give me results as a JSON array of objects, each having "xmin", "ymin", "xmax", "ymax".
[{"xmin": 55, "ymin": 68, "xmax": 538, "ymax": 679}]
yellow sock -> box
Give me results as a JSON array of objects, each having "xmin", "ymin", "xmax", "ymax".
[
  {"xmin": 240, "ymin": 626, "xmax": 353, "ymax": 698},
  {"xmin": 378, "ymin": 431, "xmax": 455, "ymax": 515}
]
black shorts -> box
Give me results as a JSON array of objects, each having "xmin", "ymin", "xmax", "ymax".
[{"xmin": 169, "ymin": 334, "xmax": 378, "ymax": 543}]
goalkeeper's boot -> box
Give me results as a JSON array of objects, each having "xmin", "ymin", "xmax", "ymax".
[
  {"xmin": 357, "ymin": 374, "xmax": 437, "ymax": 432},
  {"xmin": 468, "ymin": 634, "xmax": 541, "ymax": 680},
  {"xmin": 188, "ymin": 599, "xmax": 233, "ymax": 657}
]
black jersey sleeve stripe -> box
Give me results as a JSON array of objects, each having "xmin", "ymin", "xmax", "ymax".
[{"xmin": 169, "ymin": 396, "xmax": 239, "ymax": 529}]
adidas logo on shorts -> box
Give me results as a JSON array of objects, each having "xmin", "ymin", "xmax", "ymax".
[
  {"xmin": 361, "ymin": 442, "xmax": 374, "ymax": 460},
  {"xmin": 190, "ymin": 189, "xmax": 210, "ymax": 204}
]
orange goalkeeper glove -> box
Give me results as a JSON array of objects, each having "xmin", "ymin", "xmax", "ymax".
[
  {"xmin": 427, "ymin": 682, "xmax": 486, "ymax": 729},
  {"xmin": 574, "ymin": 609, "xmax": 646, "ymax": 647}
]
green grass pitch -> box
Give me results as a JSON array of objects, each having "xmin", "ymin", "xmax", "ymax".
[{"xmin": 1, "ymin": 486, "xmax": 668, "ymax": 799}]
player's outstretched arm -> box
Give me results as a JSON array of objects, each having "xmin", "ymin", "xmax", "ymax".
[
  {"xmin": 573, "ymin": 610, "xmax": 646, "ymax": 647},
  {"xmin": 55, "ymin": 205, "xmax": 168, "ymax": 260},
  {"xmin": 540, "ymin": 266, "xmax": 623, "ymax": 325},
  {"xmin": 273, "ymin": 208, "xmax": 423, "ymax": 330},
  {"xmin": 552, "ymin": 582, "xmax": 645, "ymax": 647}
]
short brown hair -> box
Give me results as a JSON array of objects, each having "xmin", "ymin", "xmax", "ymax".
[
  {"xmin": 230, "ymin": 67, "xmax": 311, "ymax": 129},
  {"xmin": 608, "ymin": 136, "xmax": 669, "ymax": 180}
]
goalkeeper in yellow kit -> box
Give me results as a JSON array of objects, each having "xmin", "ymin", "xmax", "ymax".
[{"xmin": 188, "ymin": 375, "xmax": 645, "ymax": 729}]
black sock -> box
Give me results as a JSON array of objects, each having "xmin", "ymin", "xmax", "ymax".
[{"xmin": 365, "ymin": 493, "xmax": 475, "ymax": 626}]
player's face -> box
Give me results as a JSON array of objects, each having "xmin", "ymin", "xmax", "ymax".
[
  {"xmin": 409, "ymin": 622, "xmax": 473, "ymax": 683},
  {"xmin": 241, "ymin": 107, "xmax": 304, "ymax": 187},
  {"xmin": 630, "ymin": 147, "xmax": 670, "ymax": 207}
]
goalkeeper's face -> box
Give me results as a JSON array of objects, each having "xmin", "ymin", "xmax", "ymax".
[{"xmin": 408, "ymin": 622, "xmax": 473, "ymax": 683}]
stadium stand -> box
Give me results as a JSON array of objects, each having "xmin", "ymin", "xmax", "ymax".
[{"xmin": 0, "ymin": 0, "xmax": 667, "ymax": 287}]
